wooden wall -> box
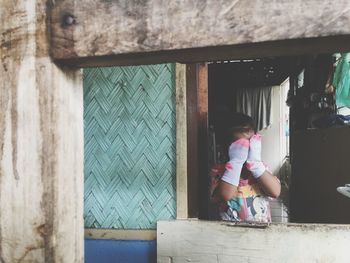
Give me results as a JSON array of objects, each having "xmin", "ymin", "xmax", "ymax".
[{"xmin": 2, "ymin": 0, "xmax": 350, "ymax": 262}]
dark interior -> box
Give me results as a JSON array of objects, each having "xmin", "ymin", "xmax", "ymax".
[{"xmin": 206, "ymin": 53, "xmax": 350, "ymax": 224}]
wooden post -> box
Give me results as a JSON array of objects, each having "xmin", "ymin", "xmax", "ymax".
[
  {"xmin": 197, "ymin": 63, "xmax": 209, "ymax": 219},
  {"xmin": 186, "ymin": 63, "xmax": 208, "ymax": 218},
  {"xmin": 176, "ymin": 64, "xmax": 188, "ymax": 219},
  {"xmin": 0, "ymin": 1, "xmax": 83, "ymax": 262}
]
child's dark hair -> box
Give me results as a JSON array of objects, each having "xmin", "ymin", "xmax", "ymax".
[
  {"xmin": 229, "ymin": 113, "xmax": 255, "ymax": 132},
  {"xmin": 226, "ymin": 113, "xmax": 256, "ymax": 142}
]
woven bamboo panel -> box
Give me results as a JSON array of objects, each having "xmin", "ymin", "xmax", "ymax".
[{"xmin": 83, "ymin": 64, "xmax": 176, "ymax": 229}]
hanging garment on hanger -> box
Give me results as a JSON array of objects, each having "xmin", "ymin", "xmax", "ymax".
[
  {"xmin": 333, "ymin": 53, "xmax": 350, "ymax": 107},
  {"xmin": 235, "ymin": 86, "xmax": 272, "ymax": 131}
]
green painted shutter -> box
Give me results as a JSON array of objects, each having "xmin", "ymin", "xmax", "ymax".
[{"xmin": 83, "ymin": 64, "xmax": 176, "ymax": 229}]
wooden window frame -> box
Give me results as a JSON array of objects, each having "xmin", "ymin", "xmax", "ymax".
[{"xmin": 4, "ymin": 1, "xmax": 350, "ymax": 261}]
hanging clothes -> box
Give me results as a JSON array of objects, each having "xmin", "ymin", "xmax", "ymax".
[
  {"xmin": 333, "ymin": 53, "xmax": 350, "ymax": 107},
  {"xmin": 235, "ymin": 86, "xmax": 272, "ymax": 131}
]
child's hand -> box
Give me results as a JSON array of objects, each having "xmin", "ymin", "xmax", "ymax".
[
  {"xmin": 246, "ymin": 134, "xmax": 266, "ymax": 178},
  {"xmin": 221, "ymin": 138, "xmax": 249, "ymax": 186}
]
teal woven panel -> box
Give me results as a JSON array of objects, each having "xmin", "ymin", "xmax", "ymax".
[{"xmin": 83, "ymin": 64, "xmax": 176, "ymax": 229}]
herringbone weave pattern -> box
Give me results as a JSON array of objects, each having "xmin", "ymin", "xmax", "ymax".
[{"xmin": 83, "ymin": 64, "xmax": 176, "ymax": 229}]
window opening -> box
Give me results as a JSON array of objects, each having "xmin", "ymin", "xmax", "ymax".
[{"xmin": 206, "ymin": 54, "xmax": 350, "ymax": 224}]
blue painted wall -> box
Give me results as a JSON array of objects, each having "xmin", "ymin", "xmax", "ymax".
[{"xmin": 85, "ymin": 239, "xmax": 156, "ymax": 263}]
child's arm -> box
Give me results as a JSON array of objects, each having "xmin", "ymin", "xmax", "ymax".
[
  {"xmin": 257, "ymin": 170, "xmax": 281, "ymax": 198},
  {"xmin": 219, "ymin": 181, "xmax": 238, "ymax": 201},
  {"xmin": 246, "ymin": 134, "xmax": 281, "ymax": 198},
  {"xmin": 219, "ymin": 138, "xmax": 249, "ymax": 201}
]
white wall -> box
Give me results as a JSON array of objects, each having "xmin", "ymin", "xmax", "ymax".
[
  {"xmin": 259, "ymin": 82, "xmax": 289, "ymax": 223},
  {"xmin": 259, "ymin": 85, "xmax": 284, "ymax": 176}
]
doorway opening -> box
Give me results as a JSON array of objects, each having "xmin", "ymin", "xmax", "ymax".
[{"xmin": 204, "ymin": 54, "xmax": 350, "ymax": 224}]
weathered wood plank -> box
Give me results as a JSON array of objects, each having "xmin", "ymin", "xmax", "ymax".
[
  {"xmin": 157, "ymin": 220, "xmax": 350, "ymax": 263},
  {"xmin": 186, "ymin": 64, "xmax": 199, "ymax": 218},
  {"xmin": 176, "ymin": 63, "xmax": 188, "ymax": 219},
  {"xmin": 186, "ymin": 64, "xmax": 209, "ymax": 219},
  {"xmin": 85, "ymin": 229, "xmax": 156, "ymax": 240},
  {"xmin": 0, "ymin": 0, "xmax": 83, "ymax": 262},
  {"xmin": 197, "ymin": 63, "xmax": 209, "ymax": 219},
  {"xmin": 51, "ymin": 0, "xmax": 350, "ymax": 67}
]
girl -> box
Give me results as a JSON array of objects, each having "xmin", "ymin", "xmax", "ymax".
[{"xmin": 210, "ymin": 113, "xmax": 281, "ymax": 222}]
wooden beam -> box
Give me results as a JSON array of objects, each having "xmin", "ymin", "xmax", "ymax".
[
  {"xmin": 0, "ymin": 1, "xmax": 83, "ymax": 262},
  {"xmin": 175, "ymin": 64, "xmax": 188, "ymax": 219},
  {"xmin": 51, "ymin": 0, "xmax": 350, "ymax": 67},
  {"xmin": 158, "ymin": 220, "xmax": 350, "ymax": 262}
]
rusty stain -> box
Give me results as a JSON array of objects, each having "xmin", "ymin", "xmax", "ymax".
[
  {"xmin": 38, "ymin": 60, "xmax": 57, "ymax": 262},
  {"xmin": 36, "ymin": 224, "xmax": 47, "ymax": 238},
  {"xmin": 11, "ymin": 82, "xmax": 19, "ymax": 181},
  {"xmin": 38, "ymin": 1, "xmax": 59, "ymax": 261},
  {"xmin": 17, "ymin": 245, "xmax": 44, "ymax": 263},
  {"xmin": 0, "ymin": 0, "xmax": 27, "ymax": 259},
  {"xmin": 90, "ymin": 35, "xmax": 100, "ymax": 55},
  {"xmin": 35, "ymin": 1, "xmax": 50, "ymax": 58},
  {"xmin": 0, "ymin": 58, "xmax": 7, "ymax": 263}
]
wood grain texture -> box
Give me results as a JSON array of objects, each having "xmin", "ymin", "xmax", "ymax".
[
  {"xmin": 85, "ymin": 229, "xmax": 156, "ymax": 240},
  {"xmin": 158, "ymin": 220, "xmax": 350, "ymax": 263},
  {"xmin": 0, "ymin": 0, "xmax": 83, "ymax": 262},
  {"xmin": 176, "ymin": 63, "xmax": 188, "ymax": 219},
  {"xmin": 186, "ymin": 64, "xmax": 199, "ymax": 218},
  {"xmin": 185, "ymin": 64, "xmax": 209, "ymax": 219},
  {"xmin": 196, "ymin": 63, "xmax": 209, "ymax": 219},
  {"xmin": 50, "ymin": 0, "xmax": 350, "ymax": 67}
]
